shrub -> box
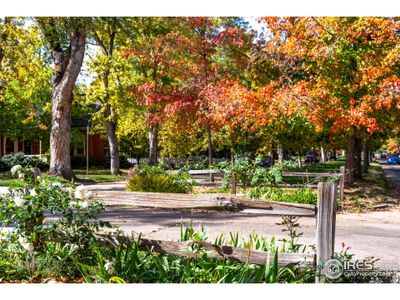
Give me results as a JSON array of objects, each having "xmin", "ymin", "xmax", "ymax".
[
  {"xmin": 71, "ymin": 155, "xmax": 91, "ymax": 169},
  {"xmin": 1, "ymin": 152, "xmax": 33, "ymax": 170},
  {"xmin": 0, "ymin": 171, "xmax": 111, "ymax": 281},
  {"xmin": 0, "ymin": 160, "xmax": 8, "ymax": 172},
  {"xmin": 97, "ymin": 156, "xmax": 133, "ymax": 169},
  {"xmin": 1, "ymin": 152, "xmax": 49, "ymax": 171},
  {"xmin": 218, "ymin": 154, "xmax": 284, "ymax": 190},
  {"xmin": 247, "ymin": 187, "xmax": 317, "ymax": 205},
  {"xmin": 126, "ymin": 164, "xmax": 194, "ymax": 193}
]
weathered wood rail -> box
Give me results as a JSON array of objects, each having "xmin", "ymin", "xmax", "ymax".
[
  {"xmin": 167, "ymin": 167, "xmax": 346, "ymax": 202},
  {"xmin": 98, "ymin": 191, "xmax": 316, "ymax": 216},
  {"xmin": 50, "ymin": 233, "xmax": 315, "ymax": 268},
  {"xmin": 168, "ymin": 169, "xmax": 342, "ymax": 178}
]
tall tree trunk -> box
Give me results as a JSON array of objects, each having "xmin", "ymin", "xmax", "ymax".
[
  {"xmin": 102, "ymin": 67, "xmax": 120, "ymax": 175},
  {"xmin": 148, "ymin": 124, "xmax": 158, "ymax": 166},
  {"xmin": 320, "ymin": 146, "xmax": 326, "ymax": 163},
  {"xmin": 0, "ymin": 17, "xmax": 11, "ymax": 92},
  {"xmin": 48, "ymin": 30, "xmax": 86, "ymax": 180},
  {"xmin": 277, "ymin": 143, "xmax": 284, "ymax": 164},
  {"xmin": 345, "ymin": 126, "xmax": 363, "ymax": 184},
  {"xmin": 297, "ymin": 151, "xmax": 302, "ymax": 168},
  {"xmin": 105, "ymin": 106, "xmax": 120, "ymax": 175},
  {"xmin": 206, "ymin": 123, "xmax": 214, "ymax": 182},
  {"xmin": 94, "ymin": 21, "xmax": 119, "ymax": 175},
  {"xmin": 363, "ymin": 142, "xmax": 370, "ymax": 174}
]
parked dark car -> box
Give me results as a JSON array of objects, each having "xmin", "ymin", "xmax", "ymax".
[
  {"xmin": 304, "ymin": 151, "xmax": 319, "ymax": 164},
  {"xmin": 255, "ymin": 156, "xmax": 273, "ymax": 168}
]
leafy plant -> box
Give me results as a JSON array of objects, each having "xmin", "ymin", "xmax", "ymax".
[
  {"xmin": 1, "ymin": 152, "xmax": 48, "ymax": 171},
  {"xmin": 277, "ymin": 216, "xmax": 305, "ymax": 253},
  {"xmin": 0, "ymin": 167, "xmax": 112, "ymax": 282},
  {"xmin": 126, "ymin": 164, "xmax": 194, "ymax": 193},
  {"xmin": 247, "ymin": 187, "xmax": 317, "ymax": 205},
  {"xmin": 76, "ymin": 223, "xmax": 315, "ymax": 283},
  {"xmin": 217, "ymin": 154, "xmax": 285, "ymax": 190}
]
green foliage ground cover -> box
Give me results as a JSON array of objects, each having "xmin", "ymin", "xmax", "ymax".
[{"xmin": 126, "ymin": 164, "xmax": 195, "ymax": 193}]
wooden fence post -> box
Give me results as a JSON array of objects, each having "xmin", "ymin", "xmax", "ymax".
[
  {"xmin": 231, "ymin": 173, "xmax": 237, "ymax": 195},
  {"xmin": 339, "ymin": 166, "xmax": 345, "ymax": 203},
  {"xmin": 31, "ymin": 167, "xmax": 41, "ymax": 185},
  {"xmin": 316, "ymin": 181, "xmax": 338, "ymax": 282}
]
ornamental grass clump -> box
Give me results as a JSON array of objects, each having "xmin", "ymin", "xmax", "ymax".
[{"xmin": 126, "ymin": 164, "xmax": 194, "ymax": 193}]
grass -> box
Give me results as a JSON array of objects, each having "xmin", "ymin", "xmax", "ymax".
[
  {"xmin": 297, "ymin": 160, "xmax": 346, "ymax": 172},
  {"xmin": 0, "ymin": 169, "xmax": 126, "ymax": 187},
  {"xmin": 74, "ymin": 169, "xmax": 126, "ymax": 182},
  {"xmin": 247, "ymin": 187, "xmax": 317, "ymax": 205}
]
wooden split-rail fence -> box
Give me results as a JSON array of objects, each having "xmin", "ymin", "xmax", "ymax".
[
  {"xmin": 31, "ymin": 166, "xmax": 340, "ymax": 281},
  {"xmin": 169, "ymin": 166, "xmax": 346, "ymax": 203},
  {"xmin": 61, "ymin": 182, "xmax": 339, "ymax": 282}
]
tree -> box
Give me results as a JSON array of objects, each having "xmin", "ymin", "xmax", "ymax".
[
  {"xmin": 122, "ymin": 17, "xmax": 196, "ymax": 165},
  {"xmin": 261, "ymin": 17, "xmax": 400, "ymax": 183},
  {"xmin": 179, "ymin": 17, "xmax": 249, "ymax": 168},
  {"xmin": 0, "ymin": 18, "xmax": 52, "ymax": 146},
  {"xmin": 36, "ymin": 18, "xmax": 88, "ymax": 180},
  {"xmin": 88, "ymin": 17, "xmax": 123, "ymax": 175}
]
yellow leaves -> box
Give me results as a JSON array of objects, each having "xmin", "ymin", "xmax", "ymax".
[{"xmin": 39, "ymin": 124, "xmax": 48, "ymax": 130}]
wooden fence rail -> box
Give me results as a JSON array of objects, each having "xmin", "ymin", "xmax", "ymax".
[
  {"xmin": 50, "ymin": 233, "xmax": 314, "ymax": 268},
  {"xmin": 167, "ymin": 168, "xmax": 346, "ymax": 202}
]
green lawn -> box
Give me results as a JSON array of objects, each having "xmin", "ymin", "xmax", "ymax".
[
  {"xmin": 0, "ymin": 169, "xmax": 126, "ymax": 187},
  {"xmin": 296, "ymin": 160, "xmax": 346, "ymax": 172},
  {"xmin": 74, "ymin": 169, "xmax": 126, "ymax": 182}
]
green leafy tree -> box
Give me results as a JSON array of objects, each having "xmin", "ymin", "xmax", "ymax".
[{"xmin": 36, "ymin": 17, "xmax": 89, "ymax": 180}]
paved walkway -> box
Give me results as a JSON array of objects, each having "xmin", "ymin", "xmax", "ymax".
[{"xmin": 86, "ymin": 177, "xmax": 400, "ymax": 268}]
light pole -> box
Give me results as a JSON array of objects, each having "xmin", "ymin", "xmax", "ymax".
[{"xmin": 86, "ymin": 121, "xmax": 90, "ymax": 176}]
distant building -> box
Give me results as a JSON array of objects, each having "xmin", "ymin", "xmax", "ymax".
[{"xmin": 0, "ymin": 113, "xmax": 106, "ymax": 163}]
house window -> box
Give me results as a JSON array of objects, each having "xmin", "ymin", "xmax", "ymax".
[
  {"xmin": 24, "ymin": 141, "xmax": 32, "ymax": 155},
  {"xmin": 77, "ymin": 147, "xmax": 84, "ymax": 155},
  {"xmin": 6, "ymin": 138, "xmax": 14, "ymax": 153}
]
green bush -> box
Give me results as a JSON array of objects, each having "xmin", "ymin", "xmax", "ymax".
[
  {"xmin": 1, "ymin": 152, "xmax": 33, "ymax": 169},
  {"xmin": 1, "ymin": 152, "xmax": 49, "ymax": 171},
  {"xmin": 247, "ymin": 187, "xmax": 317, "ymax": 205},
  {"xmin": 218, "ymin": 154, "xmax": 285, "ymax": 190},
  {"xmin": 0, "ymin": 172, "xmax": 111, "ymax": 281},
  {"xmin": 0, "ymin": 160, "xmax": 7, "ymax": 172},
  {"xmin": 126, "ymin": 164, "xmax": 194, "ymax": 193}
]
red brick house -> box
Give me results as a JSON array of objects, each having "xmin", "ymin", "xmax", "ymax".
[{"xmin": 0, "ymin": 134, "xmax": 105, "ymax": 163}]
